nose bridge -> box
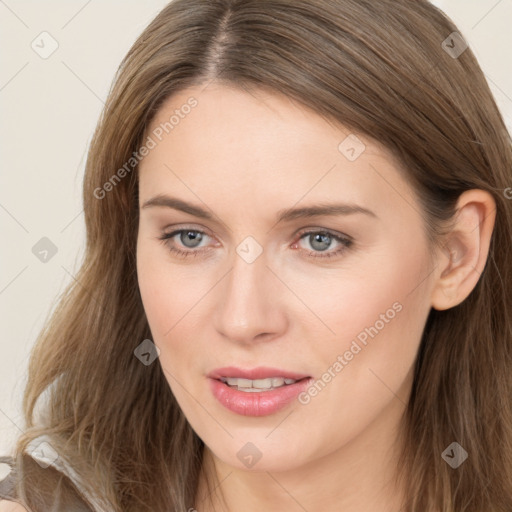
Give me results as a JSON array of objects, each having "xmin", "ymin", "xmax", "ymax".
[{"xmin": 213, "ymin": 235, "xmax": 286, "ymax": 342}]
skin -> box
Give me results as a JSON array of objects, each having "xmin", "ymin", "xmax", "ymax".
[
  {"xmin": 136, "ymin": 83, "xmax": 495, "ymax": 512},
  {"xmin": 0, "ymin": 502, "xmax": 28, "ymax": 512}
]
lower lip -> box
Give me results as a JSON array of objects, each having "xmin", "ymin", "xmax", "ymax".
[{"xmin": 208, "ymin": 377, "xmax": 312, "ymax": 416}]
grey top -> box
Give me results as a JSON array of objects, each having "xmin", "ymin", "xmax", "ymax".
[{"xmin": 0, "ymin": 435, "xmax": 106, "ymax": 511}]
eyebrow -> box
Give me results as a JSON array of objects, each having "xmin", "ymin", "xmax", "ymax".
[{"xmin": 141, "ymin": 194, "xmax": 377, "ymax": 223}]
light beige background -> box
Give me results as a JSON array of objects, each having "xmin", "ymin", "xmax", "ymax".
[{"xmin": 1, "ymin": 0, "xmax": 511, "ymax": 455}]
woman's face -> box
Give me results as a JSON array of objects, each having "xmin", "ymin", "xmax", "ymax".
[{"xmin": 136, "ymin": 84, "xmax": 439, "ymax": 473}]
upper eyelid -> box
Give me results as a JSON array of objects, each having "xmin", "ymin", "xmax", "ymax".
[
  {"xmin": 162, "ymin": 226, "xmax": 215, "ymax": 242},
  {"xmin": 161, "ymin": 224, "xmax": 350, "ymax": 238},
  {"xmin": 295, "ymin": 227, "xmax": 352, "ymax": 241}
]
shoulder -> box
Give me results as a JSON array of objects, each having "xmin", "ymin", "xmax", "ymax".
[
  {"xmin": 0, "ymin": 449, "xmax": 93, "ymax": 512},
  {"xmin": 0, "ymin": 500, "xmax": 29, "ymax": 512},
  {"xmin": 0, "ymin": 456, "xmax": 17, "ymax": 503}
]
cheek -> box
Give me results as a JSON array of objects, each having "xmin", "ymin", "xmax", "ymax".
[
  {"xmin": 136, "ymin": 240, "xmax": 216, "ymax": 381},
  {"xmin": 300, "ymin": 244, "xmax": 431, "ymax": 407},
  {"xmin": 137, "ymin": 240, "xmax": 203, "ymax": 336},
  {"xmin": 136, "ymin": 246, "xmax": 217, "ymax": 427},
  {"xmin": 290, "ymin": 238, "xmax": 432, "ymax": 401},
  {"xmin": 284, "ymin": 255, "xmax": 431, "ymax": 459},
  {"xmin": 283, "ymin": 244, "xmax": 429, "ymax": 349}
]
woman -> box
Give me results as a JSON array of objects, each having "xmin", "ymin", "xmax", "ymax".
[{"xmin": 1, "ymin": 0, "xmax": 511, "ymax": 510}]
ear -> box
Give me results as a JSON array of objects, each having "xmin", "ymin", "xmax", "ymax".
[{"xmin": 430, "ymin": 189, "xmax": 496, "ymax": 311}]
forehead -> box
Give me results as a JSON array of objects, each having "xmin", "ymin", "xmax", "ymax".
[
  {"xmin": 138, "ymin": 84, "xmax": 418, "ymax": 224},
  {"xmin": 144, "ymin": 83, "xmax": 390, "ymax": 159}
]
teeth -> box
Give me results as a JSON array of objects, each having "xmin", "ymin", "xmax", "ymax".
[
  {"xmin": 227, "ymin": 377, "xmax": 252, "ymax": 388},
  {"xmin": 220, "ymin": 376, "xmax": 299, "ymax": 391}
]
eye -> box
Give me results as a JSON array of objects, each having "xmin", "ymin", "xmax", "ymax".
[
  {"xmin": 158, "ymin": 227, "xmax": 214, "ymax": 258},
  {"xmin": 292, "ymin": 229, "xmax": 353, "ymax": 259}
]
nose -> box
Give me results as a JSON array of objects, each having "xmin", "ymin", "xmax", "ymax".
[{"xmin": 212, "ymin": 245, "xmax": 288, "ymax": 346}]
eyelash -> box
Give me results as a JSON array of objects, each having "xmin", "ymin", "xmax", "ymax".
[{"xmin": 157, "ymin": 226, "xmax": 353, "ymax": 260}]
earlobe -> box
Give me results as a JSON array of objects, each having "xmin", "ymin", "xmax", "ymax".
[{"xmin": 430, "ymin": 190, "xmax": 496, "ymax": 311}]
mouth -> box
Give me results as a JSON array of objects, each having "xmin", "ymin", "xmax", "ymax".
[{"xmin": 207, "ymin": 367, "xmax": 313, "ymax": 416}]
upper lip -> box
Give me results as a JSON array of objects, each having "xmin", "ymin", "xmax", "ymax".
[{"xmin": 208, "ymin": 366, "xmax": 311, "ymax": 381}]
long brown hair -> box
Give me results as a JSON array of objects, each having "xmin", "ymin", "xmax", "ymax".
[{"xmin": 11, "ymin": 0, "xmax": 512, "ymax": 510}]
